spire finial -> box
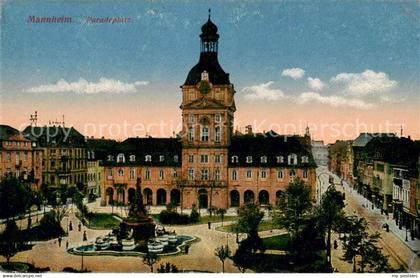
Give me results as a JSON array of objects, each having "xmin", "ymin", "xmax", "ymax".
[{"xmin": 208, "ymin": 8, "xmax": 211, "ymax": 20}]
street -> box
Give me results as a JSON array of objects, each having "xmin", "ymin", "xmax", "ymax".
[{"xmin": 317, "ymin": 166, "xmax": 419, "ymax": 272}]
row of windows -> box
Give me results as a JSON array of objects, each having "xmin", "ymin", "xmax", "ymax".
[
  {"xmin": 49, "ymin": 148, "xmax": 85, "ymax": 158},
  {"xmin": 188, "ymin": 114, "xmax": 223, "ymax": 124},
  {"xmin": 0, "ymin": 151, "xmax": 30, "ymax": 163},
  {"xmin": 87, "ymin": 172, "xmax": 101, "ymax": 182},
  {"xmin": 3, "ymin": 141, "xmax": 31, "ymax": 147},
  {"xmin": 188, "ymin": 154, "xmax": 222, "ymax": 163},
  {"xmin": 109, "ymin": 154, "xmax": 179, "ymax": 163},
  {"xmin": 230, "ymin": 154, "xmax": 309, "ymax": 164},
  {"xmin": 230, "ymin": 169, "xmax": 308, "ymax": 180},
  {"xmin": 188, "ymin": 126, "xmax": 222, "ymax": 142},
  {"xmin": 107, "ymin": 168, "xmax": 178, "ymax": 180},
  {"xmin": 187, "ymin": 168, "xmax": 221, "ymax": 180}
]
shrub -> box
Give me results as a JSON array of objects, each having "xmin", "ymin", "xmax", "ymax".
[
  {"xmin": 158, "ymin": 210, "xmax": 190, "ymax": 225},
  {"xmin": 189, "ymin": 204, "xmax": 200, "ymax": 223}
]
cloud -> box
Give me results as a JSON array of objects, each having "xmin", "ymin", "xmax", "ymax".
[
  {"xmin": 26, "ymin": 78, "xmax": 149, "ymax": 94},
  {"xmin": 307, "ymin": 77, "xmax": 326, "ymax": 91},
  {"xmin": 331, "ymin": 69, "xmax": 397, "ymax": 95},
  {"xmin": 242, "ymin": 81, "xmax": 285, "ymax": 101},
  {"xmin": 281, "ymin": 68, "xmax": 305, "ymax": 80},
  {"xmin": 297, "ymin": 92, "xmax": 375, "ymax": 110}
]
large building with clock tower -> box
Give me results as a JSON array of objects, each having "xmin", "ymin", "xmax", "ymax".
[{"xmin": 100, "ymin": 13, "xmax": 317, "ymax": 209}]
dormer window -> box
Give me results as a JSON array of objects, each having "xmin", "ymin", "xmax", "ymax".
[
  {"xmin": 231, "ymin": 156, "xmax": 238, "ymax": 163},
  {"xmin": 288, "ymin": 154, "xmax": 297, "ymax": 165},
  {"xmin": 145, "ymin": 155, "xmax": 152, "ymax": 162},
  {"xmin": 107, "ymin": 155, "xmax": 114, "ymax": 161},
  {"xmin": 159, "ymin": 155, "xmax": 165, "ymax": 162},
  {"xmin": 91, "ymin": 151, "xmax": 95, "ymax": 159},
  {"xmin": 117, "ymin": 153, "xmax": 125, "ymax": 163},
  {"xmin": 174, "ymin": 155, "xmax": 179, "ymax": 163},
  {"xmin": 246, "ymin": 156, "xmax": 253, "ymax": 163},
  {"xmin": 276, "ymin": 156, "xmax": 284, "ymax": 163},
  {"xmin": 261, "ymin": 156, "xmax": 267, "ymax": 163},
  {"xmin": 129, "ymin": 155, "xmax": 136, "ymax": 162},
  {"xmin": 301, "ymin": 156, "xmax": 309, "ymax": 163}
]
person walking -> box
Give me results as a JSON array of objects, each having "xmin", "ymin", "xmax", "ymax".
[
  {"xmin": 58, "ymin": 236, "xmax": 62, "ymax": 247},
  {"xmin": 78, "ymin": 222, "xmax": 82, "ymax": 232},
  {"xmin": 66, "ymin": 240, "xmax": 69, "ymax": 249}
]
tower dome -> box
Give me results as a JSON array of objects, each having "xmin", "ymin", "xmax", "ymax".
[{"xmin": 184, "ymin": 10, "xmax": 230, "ymax": 86}]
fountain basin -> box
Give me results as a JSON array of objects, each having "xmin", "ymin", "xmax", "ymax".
[{"xmin": 69, "ymin": 235, "xmax": 196, "ymax": 257}]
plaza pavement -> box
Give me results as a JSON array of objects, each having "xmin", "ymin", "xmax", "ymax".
[{"xmin": 1, "ymin": 206, "xmax": 286, "ymax": 273}]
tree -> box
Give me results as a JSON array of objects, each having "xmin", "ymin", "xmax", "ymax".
[
  {"xmin": 189, "ymin": 204, "xmax": 200, "ymax": 223},
  {"xmin": 0, "ymin": 177, "xmax": 34, "ymax": 220},
  {"xmin": 207, "ymin": 206, "xmax": 217, "ymax": 218},
  {"xmin": 235, "ymin": 203, "xmax": 265, "ymax": 253},
  {"xmin": 142, "ymin": 252, "xmax": 160, "ymax": 272},
  {"xmin": 216, "ymin": 208, "xmax": 227, "ymax": 226},
  {"xmin": 157, "ymin": 262, "xmax": 179, "ymax": 273},
  {"xmin": 316, "ymin": 185, "xmax": 345, "ymax": 263},
  {"xmin": 275, "ymin": 178, "xmax": 312, "ymax": 255},
  {"xmin": 214, "ymin": 245, "xmax": 231, "ymax": 273},
  {"xmin": 341, "ymin": 216, "xmax": 392, "ymax": 272},
  {"xmin": 0, "ymin": 221, "xmax": 21, "ymax": 265}
]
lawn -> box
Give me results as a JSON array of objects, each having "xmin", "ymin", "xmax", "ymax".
[
  {"xmin": 151, "ymin": 214, "xmax": 238, "ymax": 226},
  {"xmin": 218, "ymin": 220, "xmax": 280, "ymax": 232},
  {"xmin": 262, "ymin": 234, "xmax": 290, "ymax": 250},
  {"xmin": 86, "ymin": 213, "xmax": 121, "ymax": 229}
]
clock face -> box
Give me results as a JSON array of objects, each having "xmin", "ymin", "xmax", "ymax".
[{"xmin": 199, "ymin": 81, "xmax": 211, "ymax": 94}]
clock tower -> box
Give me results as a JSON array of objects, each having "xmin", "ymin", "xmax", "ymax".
[{"xmin": 179, "ymin": 11, "xmax": 236, "ymax": 209}]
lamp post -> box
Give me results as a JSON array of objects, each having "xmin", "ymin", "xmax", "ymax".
[{"xmin": 81, "ymin": 232, "xmax": 87, "ymax": 272}]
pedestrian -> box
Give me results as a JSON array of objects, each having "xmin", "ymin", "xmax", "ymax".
[
  {"xmin": 208, "ymin": 221, "xmax": 211, "ymax": 229},
  {"xmin": 66, "ymin": 241, "xmax": 69, "ymax": 249},
  {"xmin": 78, "ymin": 222, "xmax": 82, "ymax": 232},
  {"xmin": 58, "ymin": 236, "xmax": 62, "ymax": 247},
  {"xmin": 83, "ymin": 231, "xmax": 87, "ymax": 241},
  {"xmin": 69, "ymin": 221, "xmax": 73, "ymax": 231},
  {"xmin": 333, "ymin": 239, "xmax": 338, "ymax": 249},
  {"xmin": 185, "ymin": 244, "xmax": 190, "ymax": 254}
]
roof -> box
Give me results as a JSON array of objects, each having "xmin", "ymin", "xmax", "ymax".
[
  {"xmin": 352, "ymin": 133, "xmax": 396, "ymax": 147},
  {"xmin": 22, "ymin": 125, "xmax": 86, "ymax": 147},
  {"xmin": 184, "ymin": 53, "xmax": 230, "ymax": 85},
  {"xmin": 0, "ymin": 125, "xmax": 19, "ymax": 140},
  {"xmin": 228, "ymin": 134, "xmax": 316, "ymax": 167},
  {"xmin": 101, "ymin": 137, "xmax": 182, "ymax": 167},
  {"xmin": 87, "ymin": 138, "xmax": 118, "ymax": 161}
]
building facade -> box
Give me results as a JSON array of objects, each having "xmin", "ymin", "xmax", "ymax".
[
  {"xmin": 23, "ymin": 125, "xmax": 87, "ymax": 189},
  {"xmin": 311, "ymin": 140, "xmax": 328, "ymax": 166},
  {"xmin": 0, "ymin": 125, "xmax": 43, "ymax": 188},
  {"xmin": 100, "ymin": 15, "xmax": 317, "ymax": 209}
]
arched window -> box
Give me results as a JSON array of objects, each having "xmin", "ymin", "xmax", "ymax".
[
  {"xmin": 129, "ymin": 155, "xmax": 136, "ymax": 162},
  {"xmin": 201, "ymin": 126, "xmax": 209, "ymax": 142},
  {"xmin": 118, "ymin": 168, "xmax": 124, "ymax": 176},
  {"xmin": 129, "ymin": 168, "xmax": 136, "ymax": 179},
  {"xmin": 261, "ymin": 156, "xmax": 267, "ymax": 163},
  {"xmin": 117, "ymin": 153, "xmax": 125, "ymax": 163},
  {"xmin": 231, "ymin": 156, "xmax": 238, "ymax": 163},
  {"xmin": 246, "ymin": 156, "xmax": 253, "ymax": 163},
  {"xmin": 188, "ymin": 127, "xmax": 194, "ymax": 142},
  {"xmin": 231, "ymin": 170, "xmax": 237, "ymax": 181},
  {"xmin": 145, "ymin": 155, "xmax": 152, "ymax": 162}
]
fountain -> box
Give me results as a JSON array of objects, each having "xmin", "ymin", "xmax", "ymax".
[
  {"xmin": 69, "ymin": 178, "xmax": 196, "ymax": 256},
  {"xmin": 119, "ymin": 178, "xmax": 155, "ymax": 244}
]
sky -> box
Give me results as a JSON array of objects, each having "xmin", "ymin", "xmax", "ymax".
[{"xmin": 1, "ymin": 0, "xmax": 419, "ymax": 143}]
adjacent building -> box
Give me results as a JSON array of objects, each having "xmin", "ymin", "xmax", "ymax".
[
  {"xmin": 23, "ymin": 125, "xmax": 87, "ymax": 189},
  {"xmin": 312, "ymin": 140, "xmax": 328, "ymax": 167},
  {"xmin": 0, "ymin": 125, "xmax": 43, "ymax": 188}
]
